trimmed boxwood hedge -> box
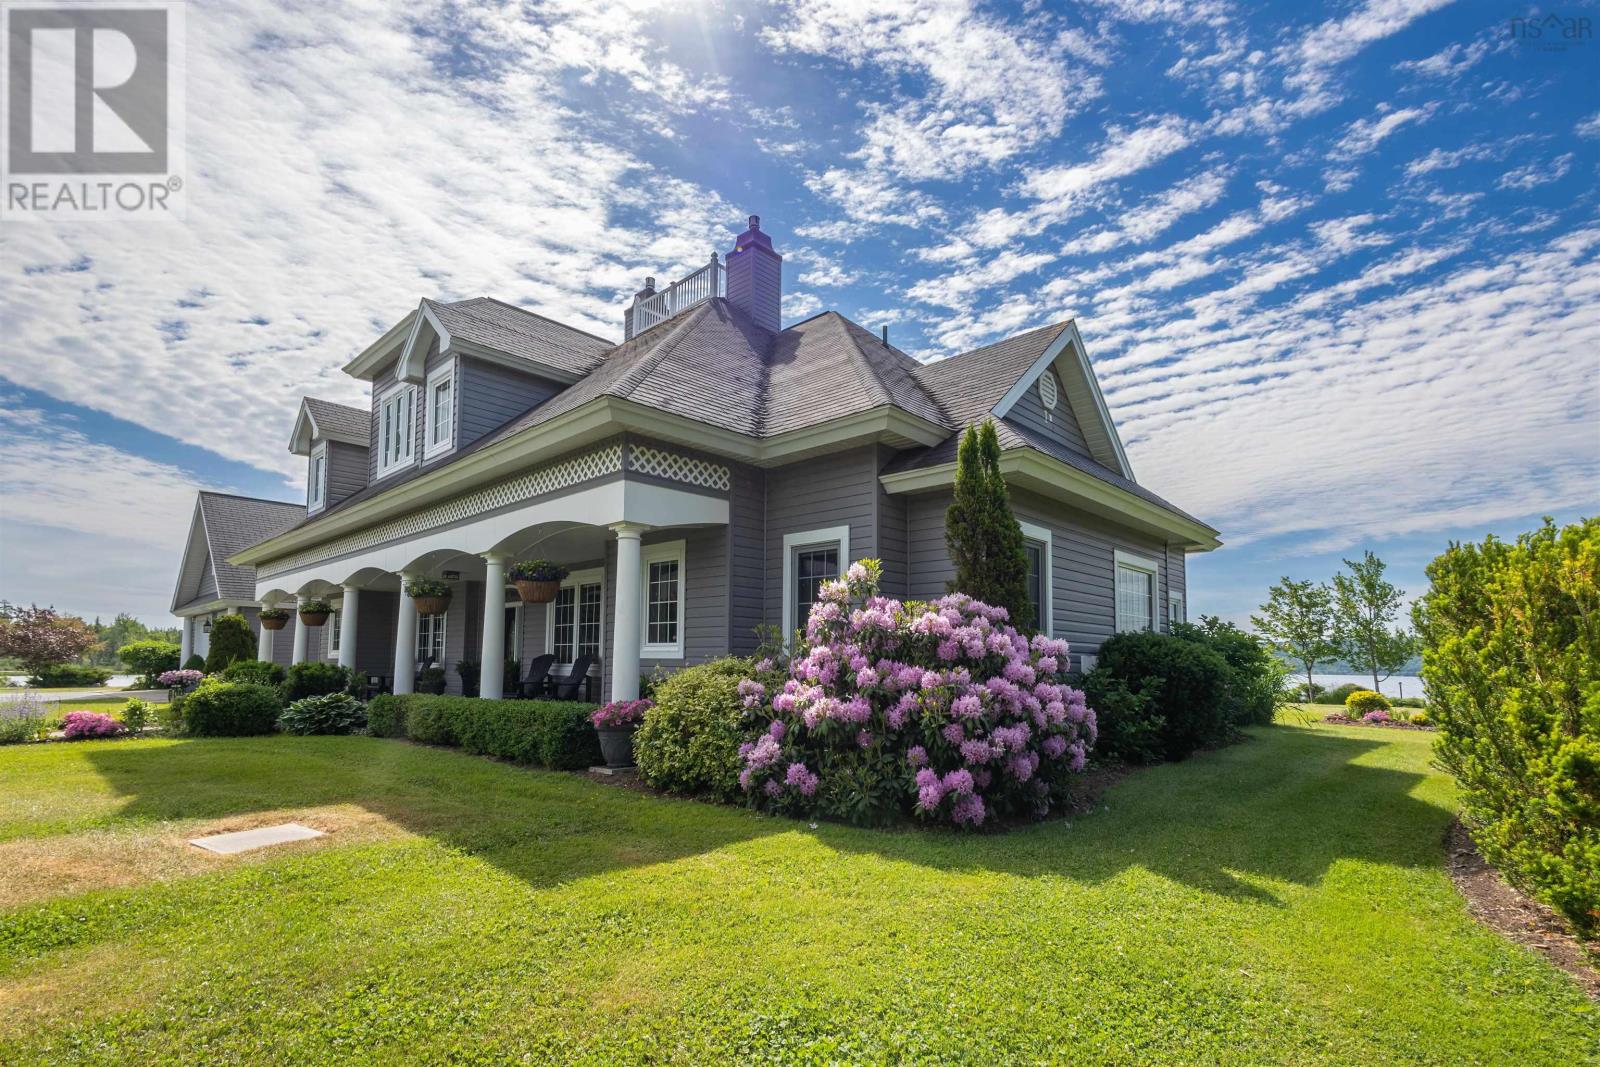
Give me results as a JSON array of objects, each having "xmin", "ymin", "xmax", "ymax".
[{"xmin": 376, "ymin": 694, "xmax": 600, "ymax": 770}]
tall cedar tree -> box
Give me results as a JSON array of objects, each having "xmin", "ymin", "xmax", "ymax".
[
  {"xmin": 1251, "ymin": 577, "xmax": 1338, "ymax": 702},
  {"xmin": 1332, "ymin": 550, "xmax": 1416, "ymax": 692},
  {"xmin": 204, "ymin": 613, "xmax": 257, "ymax": 674},
  {"xmin": 945, "ymin": 421, "xmax": 1035, "ymax": 631}
]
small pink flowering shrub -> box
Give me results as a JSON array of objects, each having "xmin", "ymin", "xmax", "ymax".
[
  {"xmin": 592, "ymin": 699, "xmax": 652, "ymax": 728},
  {"xmin": 158, "ymin": 669, "xmax": 204, "ymax": 689},
  {"xmin": 1362, "ymin": 709, "xmax": 1393, "ymax": 724},
  {"xmin": 739, "ymin": 559, "xmax": 1096, "ymax": 828},
  {"xmin": 61, "ymin": 711, "xmax": 124, "ymax": 740}
]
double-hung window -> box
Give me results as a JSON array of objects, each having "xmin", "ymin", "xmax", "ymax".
[
  {"xmin": 424, "ymin": 362, "xmax": 455, "ymax": 460},
  {"xmin": 327, "ymin": 608, "xmax": 341, "ymax": 658},
  {"xmin": 377, "ymin": 383, "xmax": 417, "ymax": 478},
  {"xmin": 1018, "ymin": 520, "xmax": 1052, "ymax": 635},
  {"xmin": 307, "ymin": 443, "xmax": 327, "ymax": 512},
  {"xmin": 416, "ymin": 611, "xmax": 446, "ymax": 665},
  {"xmin": 1168, "ymin": 591, "xmax": 1186, "ymax": 627},
  {"xmin": 782, "ymin": 526, "xmax": 849, "ymax": 640},
  {"xmin": 641, "ymin": 541, "xmax": 685, "ymax": 659},
  {"xmin": 1114, "ymin": 550, "xmax": 1160, "ymax": 633},
  {"xmin": 548, "ymin": 569, "xmax": 603, "ymax": 665}
]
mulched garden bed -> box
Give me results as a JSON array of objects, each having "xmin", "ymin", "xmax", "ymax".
[
  {"xmin": 1446, "ymin": 819, "xmax": 1599, "ymax": 999},
  {"xmin": 1321, "ymin": 712, "xmax": 1436, "ymax": 731}
]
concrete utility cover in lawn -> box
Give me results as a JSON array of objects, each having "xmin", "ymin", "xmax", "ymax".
[{"xmin": 189, "ymin": 823, "xmax": 324, "ymax": 854}]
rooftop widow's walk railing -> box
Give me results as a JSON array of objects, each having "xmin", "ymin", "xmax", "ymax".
[{"xmin": 628, "ymin": 254, "xmax": 724, "ymax": 337}]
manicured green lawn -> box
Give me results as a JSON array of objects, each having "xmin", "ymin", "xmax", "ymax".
[{"xmin": 1, "ymin": 719, "xmax": 1593, "ymax": 1065}]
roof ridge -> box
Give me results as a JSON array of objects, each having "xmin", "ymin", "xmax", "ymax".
[
  {"xmin": 449, "ymin": 295, "xmax": 617, "ymax": 347},
  {"xmin": 609, "ymin": 300, "xmax": 718, "ymax": 401},
  {"xmin": 917, "ymin": 319, "xmax": 1073, "ymax": 379},
  {"xmin": 303, "ymin": 395, "xmax": 365, "ymax": 413},
  {"xmin": 197, "ymin": 490, "xmax": 303, "ymax": 508},
  {"xmin": 835, "ymin": 314, "xmax": 954, "ymax": 426},
  {"xmin": 825, "ymin": 312, "xmax": 893, "ymax": 409}
]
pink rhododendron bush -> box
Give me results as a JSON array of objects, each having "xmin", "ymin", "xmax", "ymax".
[{"xmin": 738, "ymin": 560, "xmax": 1096, "ymax": 828}]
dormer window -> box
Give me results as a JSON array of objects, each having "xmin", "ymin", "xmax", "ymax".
[
  {"xmin": 424, "ymin": 361, "xmax": 456, "ymax": 460},
  {"xmin": 307, "ymin": 442, "xmax": 327, "ymax": 512},
  {"xmin": 377, "ymin": 383, "xmax": 417, "ymax": 478}
]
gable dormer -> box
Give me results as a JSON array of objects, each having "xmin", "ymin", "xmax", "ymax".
[{"xmin": 289, "ymin": 397, "xmax": 370, "ymax": 514}]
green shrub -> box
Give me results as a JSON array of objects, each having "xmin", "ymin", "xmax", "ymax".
[
  {"xmin": 1079, "ymin": 669, "xmax": 1164, "ymax": 764},
  {"xmin": 0, "ymin": 693, "xmax": 54, "ymax": 744},
  {"xmin": 29, "ymin": 663, "xmax": 112, "ymax": 687},
  {"xmin": 635, "ymin": 657, "xmax": 761, "ymax": 800},
  {"xmin": 182, "ymin": 681, "xmax": 281, "ymax": 736},
  {"xmin": 1311, "ymin": 682, "xmax": 1367, "ymax": 705},
  {"xmin": 158, "ymin": 693, "xmax": 186, "ymax": 734},
  {"xmin": 281, "ymin": 661, "xmax": 352, "ymax": 703},
  {"xmin": 416, "ymin": 666, "xmax": 447, "ymax": 695},
  {"xmin": 1095, "ymin": 630, "xmax": 1232, "ymax": 761},
  {"xmin": 1389, "ymin": 696, "xmax": 1426, "ymax": 708},
  {"xmin": 203, "ymin": 614, "xmax": 256, "ymax": 674},
  {"xmin": 400, "ymin": 695, "xmax": 600, "ymax": 769},
  {"xmin": 1172, "ymin": 616, "xmax": 1286, "ymax": 726},
  {"xmin": 1408, "ymin": 708, "xmax": 1431, "ymax": 727},
  {"xmin": 182, "ymin": 654, "xmax": 206, "ymax": 671},
  {"xmin": 118, "ymin": 698, "xmax": 152, "ymax": 734},
  {"xmin": 118, "ymin": 640, "xmax": 180, "ymax": 686},
  {"xmin": 219, "ymin": 659, "xmax": 286, "ymax": 687},
  {"xmin": 1415, "ymin": 516, "xmax": 1600, "ymax": 938},
  {"xmin": 280, "ymin": 693, "xmax": 366, "ymax": 735},
  {"xmin": 1345, "ymin": 689, "xmax": 1390, "ymax": 715},
  {"xmin": 366, "ymin": 694, "xmax": 411, "ymax": 738}
]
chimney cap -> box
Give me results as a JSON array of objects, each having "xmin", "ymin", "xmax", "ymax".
[{"xmin": 748, "ymin": 214, "xmax": 761, "ymax": 230}]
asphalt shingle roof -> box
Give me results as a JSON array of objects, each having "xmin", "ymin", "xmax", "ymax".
[
  {"xmin": 197, "ymin": 493, "xmax": 304, "ymax": 599},
  {"xmin": 911, "ymin": 321, "xmax": 1071, "ymax": 427},
  {"xmin": 428, "ymin": 297, "xmax": 615, "ymax": 377},
  {"xmin": 302, "ymin": 397, "xmax": 368, "ymax": 443}
]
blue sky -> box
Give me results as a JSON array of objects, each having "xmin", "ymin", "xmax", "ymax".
[{"xmin": 1, "ymin": 0, "xmax": 1596, "ymax": 626}]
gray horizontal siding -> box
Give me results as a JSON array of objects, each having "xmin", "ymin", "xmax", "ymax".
[
  {"xmin": 325, "ymin": 440, "xmax": 367, "ymax": 506},
  {"xmin": 1009, "ymin": 379, "xmax": 1091, "ymax": 461},
  {"xmin": 195, "ymin": 554, "xmax": 217, "ymax": 600},
  {"xmin": 906, "ymin": 485, "xmax": 1179, "ymax": 665},
  {"xmin": 764, "ymin": 445, "xmax": 880, "ymax": 629},
  {"xmin": 727, "ymin": 461, "xmax": 765, "ymax": 654},
  {"xmin": 457, "ymin": 357, "xmax": 563, "ymax": 451}
]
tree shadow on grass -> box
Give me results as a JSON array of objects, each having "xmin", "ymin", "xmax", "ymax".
[
  {"xmin": 809, "ymin": 726, "xmax": 1452, "ymax": 907},
  {"xmin": 79, "ymin": 737, "xmax": 780, "ymax": 893},
  {"xmin": 76, "ymin": 725, "xmax": 1448, "ymax": 908}
]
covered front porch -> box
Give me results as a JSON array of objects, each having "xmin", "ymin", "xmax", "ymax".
[{"xmin": 248, "ymin": 446, "xmax": 731, "ymax": 703}]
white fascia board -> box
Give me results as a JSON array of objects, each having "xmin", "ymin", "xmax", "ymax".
[
  {"xmin": 988, "ymin": 321, "xmax": 1133, "ymax": 481},
  {"xmin": 342, "ymin": 309, "xmax": 418, "ymax": 380},
  {"xmin": 397, "ymin": 300, "xmax": 453, "ymax": 383}
]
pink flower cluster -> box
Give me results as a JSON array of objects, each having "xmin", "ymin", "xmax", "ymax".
[
  {"xmin": 158, "ymin": 669, "xmax": 204, "ymax": 689},
  {"xmin": 591, "ymin": 698, "xmax": 653, "ymax": 728},
  {"xmin": 61, "ymin": 711, "xmax": 124, "ymax": 740},
  {"xmin": 739, "ymin": 559, "xmax": 1096, "ymax": 827}
]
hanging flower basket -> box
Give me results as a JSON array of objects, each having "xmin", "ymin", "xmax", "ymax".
[
  {"xmin": 509, "ymin": 559, "xmax": 568, "ymax": 603},
  {"xmin": 299, "ymin": 599, "xmax": 332, "ymax": 627},
  {"xmin": 259, "ymin": 608, "xmax": 290, "ymax": 631},
  {"xmin": 405, "ymin": 578, "xmax": 453, "ymax": 617}
]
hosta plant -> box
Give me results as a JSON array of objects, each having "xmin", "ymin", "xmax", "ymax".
[{"xmin": 739, "ymin": 559, "xmax": 1096, "ymax": 828}]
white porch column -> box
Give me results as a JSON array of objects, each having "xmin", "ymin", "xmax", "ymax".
[
  {"xmin": 256, "ymin": 607, "xmax": 273, "ymax": 662},
  {"xmin": 179, "ymin": 617, "xmax": 192, "ymax": 664},
  {"xmin": 393, "ymin": 572, "xmax": 418, "ymax": 695},
  {"xmin": 479, "ymin": 555, "xmax": 507, "ymax": 700},
  {"xmin": 338, "ymin": 585, "xmax": 361, "ymax": 673},
  {"xmin": 609, "ymin": 523, "xmax": 649, "ymax": 701},
  {"xmin": 292, "ymin": 608, "xmax": 309, "ymax": 666}
]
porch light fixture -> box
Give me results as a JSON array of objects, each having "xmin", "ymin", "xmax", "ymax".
[{"xmin": 202, "ymin": 619, "xmax": 212, "ymax": 634}]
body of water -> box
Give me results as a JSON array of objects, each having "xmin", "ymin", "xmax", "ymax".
[
  {"xmin": 1296, "ymin": 673, "xmax": 1425, "ymax": 699},
  {"xmin": 4, "ymin": 673, "xmax": 139, "ymax": 689}
]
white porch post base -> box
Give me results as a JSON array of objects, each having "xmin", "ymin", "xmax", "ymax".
[
  {"xmin": 338, "ymin": 585, "xmax": 361, "ymax": 672},
  {"xmin": 256, "ymin": 609, "xmax": 273, "ymax": 662},
  {"xmin": 393, "ymin": 573, "xmax": 418, "ymax": 695},
  {"xmin": 291, "ymin": 614, "xmax": 308, "ymax": 665},
  {"xmin": 609, "ymin": 522, "xmax": 649, "ymax": 701},
  {"xmin": 179, "ymin": 617, "xmax": 192, "ymax": 663},
  {"xmin": 479, "ymin": 555, "xmax": 507, "ymax": 700}
]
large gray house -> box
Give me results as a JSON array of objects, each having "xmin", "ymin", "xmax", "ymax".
[{"xmin": 172, "ymin": 215, "xmax": 1219, "ymax": 701}]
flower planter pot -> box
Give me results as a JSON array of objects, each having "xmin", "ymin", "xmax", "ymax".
[
  {"xmin": 411, "ymin": 594, "xmax": 452, "ymax": 616},
  {"xmin": 259, "ymin": 616, "xmax": 288, "ymax": 631},
  {"xmin": 299, "ymin": 611, "xmax": 329, "ymax": 627},
  {"xmin": 515, "ymin": 579, "xmax": 561, "ymax": 604},
  {"xmin": 595, "ymin": 723, "xmax": 638, "ymax": 768}
]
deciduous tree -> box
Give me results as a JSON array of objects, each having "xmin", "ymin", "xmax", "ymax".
[
  {"xmin": 0, "ymin": 606, "xmax": 99, "ymax": 679},
  {"xmin": 1332, "ymin": 551, "xmax": 1416, "ymax": 693},
  {"xmin": 1251, "ymin": 578, "xmax": 1337, "ymax": 705}
]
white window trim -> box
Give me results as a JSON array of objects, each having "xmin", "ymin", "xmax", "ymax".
[
  {"xmin": 1114, "ymin": 549, "xmax": 1161, "ymax": 633},
  {"xmin": 640, "ymin": 539, "xmax": 686, "ymax": 659},
  {"xmin": 375, "ymin": 381, "xmax": 418, "ymax": 480},
  {"xmin": 326, "ymin": 605, "xmax": 341, "ymax": 659},
  {"xmin": 782, "ymin": 525, "xmax": 850, "ymax": 640},
  {"xmin": 423, "ymin": 359, "xmax": 457, "ymax": 461},
  {"xmin": 307, "ymin": 442, "xmax": 328, "ymax": 513},
  {"xmin": 544, "ymin": 567, "xmax": 605, "ymax": 666},
  {"xmin": 415, "ymin": 610, "xmax": 447, "ymax": 665},
  {"xmin": 503, "ymin": 598, "xmax": 523, "ymax": 664},
  {"xmin": 1168, "ymin": 590, "xmax": 1186, "ymax": 628},
  {"xmin": 1018, "ymin": 520, "xmax": 1053, "ymax": 637}
]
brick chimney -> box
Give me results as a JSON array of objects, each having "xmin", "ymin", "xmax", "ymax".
[{"xmin": 724, "ymin": 214, "xmax": 782, "ymax": 332}]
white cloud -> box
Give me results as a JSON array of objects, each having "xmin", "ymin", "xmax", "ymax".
[
  {"xmin": 1280, "ymin": 0, "xmax": 1456, "ymax": 111},
  {"xmin": 0, "ymin": 403, "xmax": 218, "ymax": 621},
  {"xmin": 1394, "ymin": 38, "xmax": 1490, "ymax": 79},
  {"xmin": 1579, "ymin": 112, "xmax": 1600, "ymax": 138},
  {"xmin": 1332, "ymin": 105, "xmax": 1434, "ymax": 158},
  {"xmin": 1497, "ymin": 153, "xmax": 1575, "ymax": 190}
]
